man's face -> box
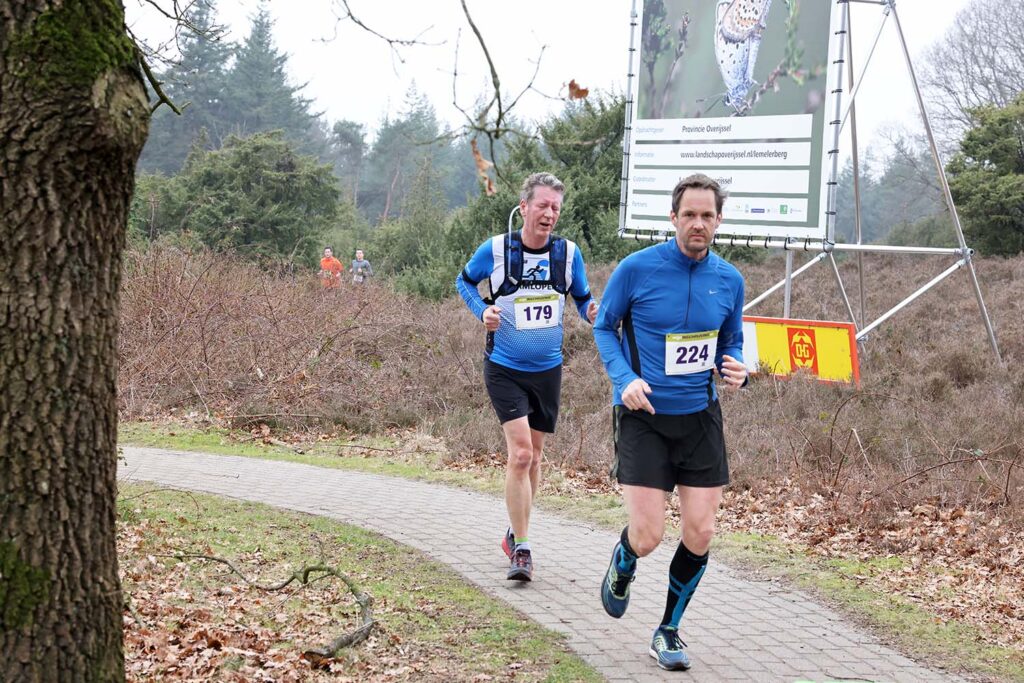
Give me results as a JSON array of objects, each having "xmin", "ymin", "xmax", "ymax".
[
  {"xmin": 355, "ymin": 250, "xmax": 364, "ymax": 260},
  {"xmin": 324, "ymin": 248, "xmax": 333, "ymax": 258},
  {"xmin": 670, "ymin": 188, "xmax": 721, "ymax": 259},
  {"xmin": 520, "ymin": 186, "xmax": 563, "ymax": 242}
]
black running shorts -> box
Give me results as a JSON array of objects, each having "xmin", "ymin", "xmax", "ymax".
[
  {"xmin": 483, "ymin": 358, "xmax": 561, "ymax": 433},
  {"xmin": 611, "ymin": 401, "xmax": 729, "ymax": 490}
]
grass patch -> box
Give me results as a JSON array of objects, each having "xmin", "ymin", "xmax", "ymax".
[{"xmin": 118, "ymin": 483, "xmax": 600, "ymax": 682}]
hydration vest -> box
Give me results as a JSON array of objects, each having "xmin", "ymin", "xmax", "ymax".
[{"xmin": 487, "ymin": 230, "xmax": 569, "ymax": 302}]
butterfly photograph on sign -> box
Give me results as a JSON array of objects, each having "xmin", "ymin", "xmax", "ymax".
[
  {"xmin": 624, "ymin": 0, "xmax": 841, "ymax": 240},
  {"xmin": 636, "ymin": 0, "xmax": 830, "ymax": 119}
]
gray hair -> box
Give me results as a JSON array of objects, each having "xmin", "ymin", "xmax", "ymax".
[{"xmin": 520, "ymin": 172, "xmax": 565, "ymax": 203}]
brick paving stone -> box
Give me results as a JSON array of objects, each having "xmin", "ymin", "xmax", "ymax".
[{"xmin": 119, "ymin": 448, "xmax": 969, "ymax": 683}]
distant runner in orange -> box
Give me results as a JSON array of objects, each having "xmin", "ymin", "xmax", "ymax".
[{"xmin": 319, "ymin": 247, "xmax": 343, "ymax": 289}]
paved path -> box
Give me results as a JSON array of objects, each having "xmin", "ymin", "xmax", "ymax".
[{"xmin": 119, "ymin": 448, "xmax": 963, "ymax": 683}]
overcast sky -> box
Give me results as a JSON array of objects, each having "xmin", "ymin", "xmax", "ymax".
[{"xmin": 127, "ymin": 0, "xmax": 972, "ymax": 156}]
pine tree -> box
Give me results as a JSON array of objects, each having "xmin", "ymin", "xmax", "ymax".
[
  {"xmin": 137, "ymin": 0, "xmax": 233, "ymax": 174},
  {"xmin": 223, "ymin": 6, "xmax": 320, "ymax": 155},
  {"xmin": 948, "ymin": 94, "xmax": 1024, "ymax": 256},
  {"xmin": 326, "ymin": 119, "xmax": 366, "ymax": 203},
  {"xmin": 361, "ymin": 87, "xmax": 443, "ymax": 221}
]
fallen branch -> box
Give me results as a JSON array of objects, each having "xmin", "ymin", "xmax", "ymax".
[
  {"xmin": 864, "ymin": 456, "xmax": 1018, "ymax": 503},
  {"xmin": 118, "ymin": 486, "xmax": 202, "ymax": 514},
  {"xmin": 162, "ymin": 553, "xmax": 375, "ymax": 659}
]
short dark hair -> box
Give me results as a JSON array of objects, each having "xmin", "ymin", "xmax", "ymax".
[{"xmin": 671, "ymin": 173, "xmax": 727, "ymax": 215}]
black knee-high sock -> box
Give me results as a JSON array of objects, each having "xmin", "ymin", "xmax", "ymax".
[
  {"xmin": 660, "ymin": 542, "xmax": 708, "ymax": 629},
  {"xmin": 616, "ymin": 526, "xmax": 638, "ymax": 572}
]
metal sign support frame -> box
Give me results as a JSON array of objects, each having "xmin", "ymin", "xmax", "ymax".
[{"xmin": 617, "ymin": 0, "xmax": 1002, "ymax": 361}]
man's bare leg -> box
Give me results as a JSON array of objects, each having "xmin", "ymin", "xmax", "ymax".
[
  {"xmin": 676, "ymin": 485, "xmax": 723, "ymax": 555},
  {"xmin": 502, "ymin": 416, "xmax": 537, "ymax": 541},
  {"xmin": 622, "ymin": 484, "xmax": 669, "ymax": 556}
]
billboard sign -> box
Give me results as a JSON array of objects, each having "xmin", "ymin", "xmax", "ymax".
[{"xmin": 623, "ymin": 0, "xmax": 841, "ymax": 239}]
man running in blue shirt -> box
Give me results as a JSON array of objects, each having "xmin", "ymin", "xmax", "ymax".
[
  {"xmin": 593, "ymin": 173, "xmax": 748, "ymax": 671},
  {"xmin": 457, "ymin": 172, "xmax": 598, "ymax": 582}
]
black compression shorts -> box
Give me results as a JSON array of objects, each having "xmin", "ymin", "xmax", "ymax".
[{"xmin": 610, "ymin": 401, "xmax": 729, "ymax": 490}]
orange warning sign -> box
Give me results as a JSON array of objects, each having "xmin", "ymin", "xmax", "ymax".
[{"xmin": 742, "ymin": 316, "xmax": 859, "ymax": 385}]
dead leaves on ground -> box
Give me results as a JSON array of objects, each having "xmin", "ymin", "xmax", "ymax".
[{"xmin": 715, "ymin": 483, "xmax": 1024, "ymax": 653}]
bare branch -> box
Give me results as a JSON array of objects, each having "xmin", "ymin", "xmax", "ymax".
[
  {"xmin": 323, "ymin": 0, "xmax": 440, "ymax": 64},
  {"xmin": 446, "ymin": 3, "xmax": 552, "ymax": 183},
  {"xmin": 133, "ymin": 39, "xmax": 184, "ymax": 115},
  {"xmin": 506, "ymin": 45, "xmax": 548, "ymax": 112},
  {"xmin": 460, "ymin": 0, "xmax": 503, "ymax": 130},
  {"xmin": 162, "ymin": 552, "xmax": 375, "ymax": 658}
]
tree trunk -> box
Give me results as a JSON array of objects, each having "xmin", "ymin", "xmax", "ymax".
[{"xmin": 1, "ymin": 2, "xmax": 149, "ymax": 681}]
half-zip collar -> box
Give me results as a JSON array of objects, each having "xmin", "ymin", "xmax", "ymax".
[
  {"xmin": 663, "ymin": 239, "xmax": 713, "ymax": 328},
  {"xmin": 666, "ymin": 237, "xmax": 710, "ymax": 267}
]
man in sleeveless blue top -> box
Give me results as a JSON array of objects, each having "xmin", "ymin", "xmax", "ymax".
[
  {"xmin": 593, "ymin": 174, "xmax": 748, "ymax": 671},
  {"xmin": 456, "ymin": 172, "xmax": 598, "ymax": 582}
]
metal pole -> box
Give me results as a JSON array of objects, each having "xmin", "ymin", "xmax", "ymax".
[
  {"xmin": 839, "ymin": 5, "xmax": 890, "ymax": 135},
  {"xmin": 828, "ymin": 254, "xmax": 859, "ymax": 330},
  {"xmin": 744, "ymin": 252, "xmax": 827, "ymax": 312},
  {"xmin": 890, "ymin": 3, "xmax": 1001, "ymax": 361},
  {"xmin": 783, "ymin": 249, "xmax": 795, "ymax": 318},
  {"xmin": 617, "ymin": 0, "xmax": 640, "ymax": 237},
  {"xmin": 856, "ymin": 260, "xmax": 966, "ymax": 340},
  {"xmin": 846, "ymin": 12, "xmax": 866, "ymax": 328},
  {"xmin": 824, "ymin": 0, "xmax": 851, "ymax": 244},
  {"xmin": 648, "ymin": 233, "xmax": 966, "ymax": 255}
]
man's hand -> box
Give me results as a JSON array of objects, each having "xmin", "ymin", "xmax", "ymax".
[
  {"xmin": 714, "ymin": 354, "xmax": 748, "ymax": 390},
  {"xmin": 482, "ymin": 305, "xmax": 502, "ymax": 331},
  {"xmin": 622, "ymin": 378, "xmax": 655, "ymax": 414},
  {"xmin": 586, "ymin": 300, "xmax": 599, "ymax": 324}
]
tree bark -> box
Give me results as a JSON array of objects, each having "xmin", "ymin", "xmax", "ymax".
[{"xmin": 1, "ymin": 2, "xmax": 149, "ymax": 681}]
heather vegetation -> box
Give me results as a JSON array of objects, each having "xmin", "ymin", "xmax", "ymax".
[{"xmin": 118, "ymin": 246, "xmax": 1024, "ymax": 525}]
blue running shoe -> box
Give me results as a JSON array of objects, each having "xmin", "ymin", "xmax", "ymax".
[
  {"xmin": 507, "ymin": 548, "xmax": 533, "ymax": 581},
  {"xmin": 600, "ymin": 542, "xmax": 634, "ymax": 618},
  {"xmin": 649, "ymin": 626, "xmax": 691, "ymax": 671}
]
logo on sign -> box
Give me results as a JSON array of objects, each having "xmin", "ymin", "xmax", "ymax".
[{"xmin": 788, "ymin": 328, "xmax": 819, "ymax": 376}]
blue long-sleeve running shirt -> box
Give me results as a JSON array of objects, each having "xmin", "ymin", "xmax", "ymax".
[
  {"xmin": 456, "ymin": 234, "xmax": 593, "ymax": 372},
  {"xmin": 593, "ymin": 240, "xmax": 745, "ymax": 415}
]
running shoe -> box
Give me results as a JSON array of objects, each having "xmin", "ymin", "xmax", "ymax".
[
  {"xmin": 649, "ymin": 626, "xmax": 691, "ymax": 671},
  {"xmin": 600, "ymin": 542, "xmax": 635, "ymax": 618},
  {"xmin": 507, "ymin": 548, "xmax": 533, "ymax": 581},
  {"xmin": 501, "ymin": 528, "xmax": 515, "ymax": 559}
]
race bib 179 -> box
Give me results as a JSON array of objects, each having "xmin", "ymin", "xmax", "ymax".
[
  {"xmin": 665, "ymin": 330, "xmax": 718, "ymax": 376},
  {"xmin": 513, "ymin": 294, "xmax": 559, "ymax": 330}
]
